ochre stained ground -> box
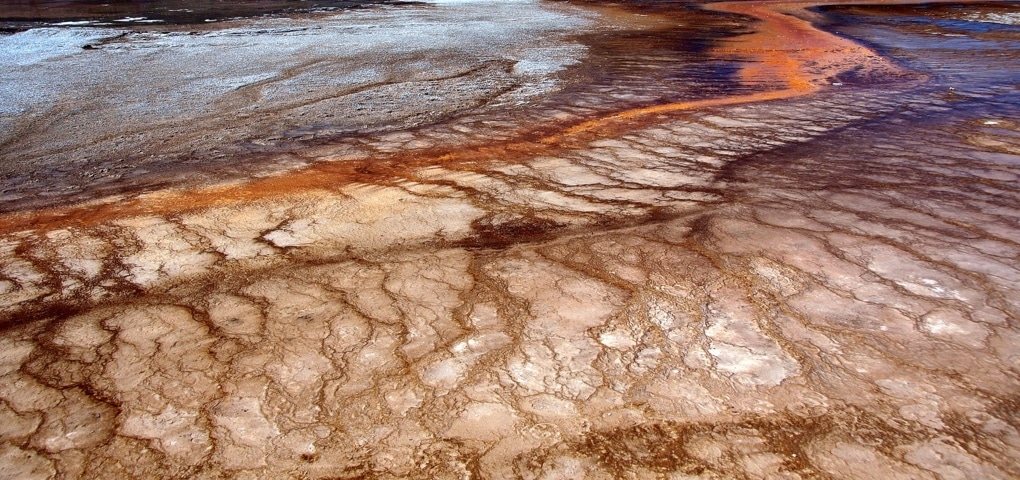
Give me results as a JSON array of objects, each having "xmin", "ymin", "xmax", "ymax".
[{"xmin": 0, "ymin": 0, "xmax": 1018, "ymax": 478}]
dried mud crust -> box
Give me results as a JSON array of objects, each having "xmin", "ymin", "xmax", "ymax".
[
  {"xmin": 1, "ymin": 86, "xmax": 1018, "ymax": 477},
  {"xmin": 1, "ymin": 0, "xmax": 1019, "ymax": 479}
]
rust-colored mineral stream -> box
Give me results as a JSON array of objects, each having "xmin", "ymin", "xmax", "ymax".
[
  {"xmin": 0, "ymin": 0, "xmax": 891, "ymax": 230},
  {"xmin": 1, "ymin": 0, "xmax": 1018, "ymax": 477}
]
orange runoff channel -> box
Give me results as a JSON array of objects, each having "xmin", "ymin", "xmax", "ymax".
[{"xmin": 0, "ymin": 0, "xmax": 928, "ymax": 233}]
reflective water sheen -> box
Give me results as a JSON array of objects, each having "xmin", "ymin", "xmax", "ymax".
[{"xmin": 0, "ymin": 0, "xmax": 1018, "ymax": 478}]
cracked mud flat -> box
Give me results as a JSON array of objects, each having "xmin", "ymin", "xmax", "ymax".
[{"xmin": 1, "ymin": 0, "xmax": 1019, "ymax": 478}]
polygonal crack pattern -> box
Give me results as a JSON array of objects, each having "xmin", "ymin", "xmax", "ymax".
[{"xmin": 1, "ymin": 0, "xmax": 1019, "ymax": 478}]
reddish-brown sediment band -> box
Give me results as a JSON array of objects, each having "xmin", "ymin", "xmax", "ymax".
[{"xmin": 0, "ymin": 0, "xmax": 929, "ymax": 234}]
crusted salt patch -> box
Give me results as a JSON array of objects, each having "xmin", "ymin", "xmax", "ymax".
[
  {"xmin": 181, "ymin": 207, "xmax": 283, "ymax": 260},
  {"xmin": 261, "ymin": 185, "xmax": 485, "ymax": 252},
  {"xmin": 119, "ymin": 406, "xmax": 210, "ymax": 464},
  {"xmin": 0, "ymin": 338, "xmax": 34, "ymax": 376},
  {"xmin": 445, "ymin": 402, "xmax": 518, "ymax": 441},
  {"xmin": 46, "ymin": 228, "xmax": 108, "ymax": 279},
  {"xmin": 0, "ymin": 238, "xmax": 51, "ymax": 310},
  {"xmin": 904, "ymin": 438, "xmax": 1010, "ymax": 478},
  {"xmin": 0, "ymin": 28, "xmax": 125, "ymax": 67},
  {"xmin": 512, "ymin": 45, "xmax": 587, "ymax": 76},
  {"xmin": 647, "ymin": 378, "xmax": 726, "ymax": 416},
  {"xmin": 919, "ymin": 308, "xmax": 990, "ymax": 348},
  {"xmin": 598, "ymin": 330, "xmax": 637, "ymax": 350},
  {"xmin": 210, "ymin": 396, "xmax": 280, "ymax": 468},
  {"xmin": 506, "ymin": 339, "xmax": 603, "ymax": 400},
  {"xmin": 0, "ymin": 443, "xmax": 56, "ymax": 480},
  {"xmin": 489, "ymin": 255, "xmax": 626, "ymax": 336},
  {"xmin": 703, "ymin": 297, "xmax": 800, "ymax": 388},
  {"xmin": 807, "ymin": 437, "xmax": 933, "ymax": 479},
  {"xmin": 528, "ymin": 157, "xmax": 616, "ymax": 187},
  {"xmin": 115, "ymin": 216, "xmax": 219, "ymax": 286},
  {"xmin": 421, "ymin": 358, "xmax": 469, "ymax": 390},
  {"xmin": 520, "ymin": 394, "xmax": 578, "ymax": 418}
]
